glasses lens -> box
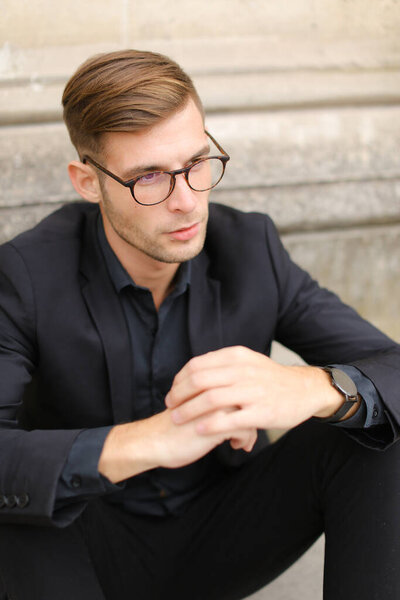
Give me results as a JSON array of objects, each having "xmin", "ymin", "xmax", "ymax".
[
  {"xmin": 132, "ymin": 158, "xmax": 225, "ymax": 205},
  {"xmin": 133, "ymin": 172, "xmax": 172, "ymax": 205},
  {"xmin": 188, "ymin": 158, "xmax": 224, "ymax": 192}
]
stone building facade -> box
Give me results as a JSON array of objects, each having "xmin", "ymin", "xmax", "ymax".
[
  {"xmin": 1, "ymin": 3, "xmax": 399, "ymax": 598},
  {"xmin": 1, "ymin": 0, "xmax": 400, "ymax": 338}
]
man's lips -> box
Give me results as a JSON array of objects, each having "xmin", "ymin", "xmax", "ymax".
[{"xmin": 167, "ymin": 223, "xmax": 200, "ymax": 241}]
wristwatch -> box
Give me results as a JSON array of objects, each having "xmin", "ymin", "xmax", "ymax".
[{"xmin": 318, "ymin": 367, "xmax": 359, "ymax": 423}]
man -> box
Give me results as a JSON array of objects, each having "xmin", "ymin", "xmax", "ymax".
[{"xmin": 0, "ymin": 49, "xmax": 399, "ymax": 600}]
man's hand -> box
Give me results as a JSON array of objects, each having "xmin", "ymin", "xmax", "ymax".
[
  {"xmin": 98, "ymin": 407, "xmax": 257, "ymax": 484},
  {"xmin": 165, "ymin": 346, "xmax": 348, "ymax": 435}
]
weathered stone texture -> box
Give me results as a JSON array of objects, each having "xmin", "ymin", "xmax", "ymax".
[
  {"xmin": 2, "ymin": 107, "xmax": 400, "ymax": 228},
  {"xmin": 0, "ymin": 203, "xmax": 65, "ymax": 244},
  {"xmin": 1, "ymin": 102, "xmax": 399, "ymax": 343},
  {"xmin": 2, "ymin": 1, "xmax": 399, "ymax": 49},
  {"xmin": 284, "ymin": 226, "xmax": 400, "ymax": 341},
  {"xmin": 127, "ymin": 0, "xmax": 400, "ymax": 41},
  {"xmin": 215, "ymin": 179, "xmax": 400, "ymax": 232},
  {"xmin": 4, "ymin": 69, "xmax": 400, "ymax": 126},
  {"xmin": 210, "ymin": 107, "xmax": 400, "ymax": 189},
  {"xmin": 0, "ymin": 123, "xmax": 76, "ymax": 206},
  {"xmin": 0, "ymin": 0, "xmax": 399, "ymax": 351},
  {"xmin": 0, "ymin": 1, "xmax": 122, "ymax": 47}
]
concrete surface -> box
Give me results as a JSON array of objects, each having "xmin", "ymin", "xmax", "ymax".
[{"xmin": 246, "ymin": 536, "xmax": 324, "ymax": 600}]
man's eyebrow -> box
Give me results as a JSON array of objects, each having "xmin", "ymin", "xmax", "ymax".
[{"xmin": 120, "ymin": 144, "xmax": 211, "ymax": 181}]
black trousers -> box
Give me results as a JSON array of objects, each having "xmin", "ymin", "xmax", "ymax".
[{"xmin": 1, "ymin": 421, "xmax": 400, "ymax": 600}]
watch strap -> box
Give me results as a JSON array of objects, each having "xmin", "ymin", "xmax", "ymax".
[{"xmin": 317, "ymin": 367, "xmax": 359, "ymax": 423}]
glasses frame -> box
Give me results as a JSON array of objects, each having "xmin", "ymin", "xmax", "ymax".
[{"xmin": 82, "ymin": 131, "xmax": 230, "ymax": 206}]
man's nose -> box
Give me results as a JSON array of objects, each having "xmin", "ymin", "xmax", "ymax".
[{"xmin": 166, "ymin": 173, "xmax": 197, "ymax": 212}]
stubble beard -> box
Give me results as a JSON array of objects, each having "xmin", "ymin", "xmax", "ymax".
[{"xmin": 100, "ymin": 186, "xmax": 208, "ymax": 264}]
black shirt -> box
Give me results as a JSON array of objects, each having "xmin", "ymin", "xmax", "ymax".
[{"xmin": 56, "ymin": 217, "xmax": 224, "ymax": 516}]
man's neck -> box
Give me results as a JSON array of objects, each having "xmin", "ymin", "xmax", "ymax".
[
  {"xmin": 102, "ymin": 225, "xmax": 180, "ymax": 310},
  {"xmin": 128, "ymin": 262, "xmax": 179, "ymax": 310}
]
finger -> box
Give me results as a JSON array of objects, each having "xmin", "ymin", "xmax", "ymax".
[
  {"xmin": 171, "ymin": 346, "xmax": 256, "ymax": 388},
  {"xmin": 170, "ymin": 384, "xmax": 253, "ymax": 424},
  {"xmin": 196, "ymin": 406, "xmax": 260, "ymax": 436},
  {"xmin": 230, "ymin": 429, "xmax": 257, "ymax": 452},
  {"xmin": 166, "ymin": 364, "xmax": 247, "ymax": 409}
]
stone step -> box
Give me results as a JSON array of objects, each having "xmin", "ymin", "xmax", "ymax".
[
  {"xmin": 2, "ymin": 106, "xmax": 400, "ymax": 215},
  {"xmin": 1, "ymin": 35, "xmax": 400, "ymax": 124}
]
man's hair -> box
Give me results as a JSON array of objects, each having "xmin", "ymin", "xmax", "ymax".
[{"xmin": 62, "ymin": 49, "xmax": 203, "ymax": 158}]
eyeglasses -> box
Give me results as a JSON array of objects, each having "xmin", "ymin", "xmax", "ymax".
[{"xmin": 82, "ymin": 131, "xmax": 230, "ymax": 206}]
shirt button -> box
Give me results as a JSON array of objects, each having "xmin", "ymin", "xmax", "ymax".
[
  {"xmin": 71, "ymin": 475, "xmax": 82, "ymax": 489},
  {"xmin": 372, "ymin": 406, "xmax": 379, "ymax": 419}
]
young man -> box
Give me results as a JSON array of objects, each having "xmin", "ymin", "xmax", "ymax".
[{"xmin": 0, "ymin": 49, "xmax": 399, "ymax": 599}]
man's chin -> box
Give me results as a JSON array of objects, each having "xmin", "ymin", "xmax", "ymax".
[
  {"xmin": 160, "ymin": 242, "xmax": 205, "ymax": 264},
  {"xmin": 154, "ymin": 234, "xmax": 206, "ymax": 264}
]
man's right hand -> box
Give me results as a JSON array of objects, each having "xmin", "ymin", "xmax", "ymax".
[{"xmin": 98, "ymin": 408, "xmax": 257, "ymax": 484}]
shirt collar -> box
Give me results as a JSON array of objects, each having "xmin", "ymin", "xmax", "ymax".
[{"xmin": 96, "ymin": 214, "xmax": 191, "ymax": 295}]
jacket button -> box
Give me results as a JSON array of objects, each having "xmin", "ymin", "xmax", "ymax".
[
  {"xmin": 5, "ymin": 495, "xmax": 17, "ymax": 508},
  {"xmin": 71, "ymin": 475, "xmax": 82, "ymax": 489},
  {"xmin": 16, "ymin": 493, "xmax": 30, "ymax": 509},
  {"xmin": 0, "ymin": 495, "xmax": 5, "ymax": 509}
]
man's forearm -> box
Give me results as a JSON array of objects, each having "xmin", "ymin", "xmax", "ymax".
[
  {"xmin": 98, "ymin": 409, "xmax": 257, "ymax": 484},
  {"xmin": 98, "ymin": 418, "xmax": 160, "ymax": 484}
]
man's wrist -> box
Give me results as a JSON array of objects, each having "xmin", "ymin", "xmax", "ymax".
[
  {"xmin": 312, "ymin": 367, "xmax": 361, "ymax": 422},
  {"xmin": 311, "ymin": 367, "xmax": 345, "ymax": 419},
  {"xmin": 98, "ymin": 420, "xmax": 159, "ymax": 484}
]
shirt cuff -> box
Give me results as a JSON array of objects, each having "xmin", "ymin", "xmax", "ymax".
[{"xmin": 55, "ymin": 426, "xmax": 123, "ymax": 504}]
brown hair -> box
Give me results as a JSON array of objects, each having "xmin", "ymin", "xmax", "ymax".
[{"xmin": 62, "ymin": 49, "xmax": 203, "ymax": 158}]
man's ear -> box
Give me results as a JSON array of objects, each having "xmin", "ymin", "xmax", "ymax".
[{"xmin": 68, "ymin": 160, "xmax": 102, "ymax": 204}]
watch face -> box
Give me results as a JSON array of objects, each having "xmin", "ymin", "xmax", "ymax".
[{"xmin": 331, "ymin": 368, "xmax": 357, "ymax": 398}]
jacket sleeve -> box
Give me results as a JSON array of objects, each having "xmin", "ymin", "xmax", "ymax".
[
  {"xmin": 0, "ymin": 242, "xmax": 84, "ymax": 526},
  {"xmin": 52, "ymin": 427, "xmax": 125, "ymax": 527},
  {"xmin": 263, "ymin": 216, "xmax": 400, "ymax": 446}
]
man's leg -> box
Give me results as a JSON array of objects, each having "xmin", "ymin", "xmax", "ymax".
[
  {"xmin": 321, "ymin": 428, "xmax": 400, "ymax": 599},
  {"xmin": 170, "ymin": 421, "xmax": 400, "ymax": 600},
  {"xmin": 0, "ymin": 519, "xmax": 106, "ymax": 600},
  {"xmin": 2, "ymin": 422, "xmax": 399, "ymax": 600},
  {"xmin": 0, "ymin": 572, "xmax": 6, "ymax": 600},
  {"xmin": 79, "ymin": 421, "xmax": 400, "ymax": 599}
]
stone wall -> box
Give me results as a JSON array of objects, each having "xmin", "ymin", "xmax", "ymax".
[{"xmin": 1, "ymin": 0, "xmax": 400, "ymax": 339}]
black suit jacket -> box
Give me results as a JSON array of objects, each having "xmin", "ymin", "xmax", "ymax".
[{"xmin": 0, "ymin": 201, "xmax": 399, "ymax": 526}]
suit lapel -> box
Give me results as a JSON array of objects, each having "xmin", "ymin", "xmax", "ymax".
[
  {"xmin": 80, "ymin": 212, "xmax": 133, "ymax": 424},
  {"xmin": 79, "ymin": 210, "xmax": 224, "ymax": 422},
  {"xmin": 188, "ymin": 252, "xmax": 224, "ymax": 356}
]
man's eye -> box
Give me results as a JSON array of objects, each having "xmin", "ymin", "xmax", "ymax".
[
  {"xmin": 137, "ymin": 171, "xmax": 169, "ymax": 187},
  {"xmin": 189, "ymin": 159, "xmax": 207, "ymax": 172},
  {"xmin": 136, "ymin": 172, "xmax": 162, "ymax": 185}
]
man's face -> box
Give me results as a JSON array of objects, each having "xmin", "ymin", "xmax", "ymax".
[{"xmin": 97, "ymin": 98, "xmax": 210, "ymax": 267}]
